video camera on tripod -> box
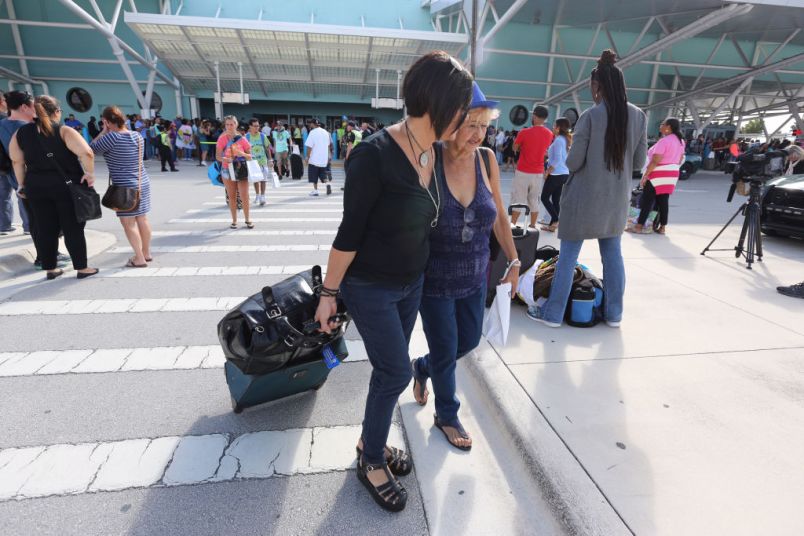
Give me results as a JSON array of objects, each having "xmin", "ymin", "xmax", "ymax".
[{"xmin": 727, "ymin": 149, "xmax": 787, "ymax": 202}]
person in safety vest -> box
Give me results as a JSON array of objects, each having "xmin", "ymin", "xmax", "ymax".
[
  {"xmin": 156, "ymin": 124, "xmax": 177, "ymax": 172},
  {"xmin": 345, "ymin": 121, "xmax": 362, "ymax": 160}
]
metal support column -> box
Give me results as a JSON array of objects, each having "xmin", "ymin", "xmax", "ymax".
[
  {"xmin": 469, "ymin": 0, "xmax": 478, "ymax": 75},
  {"xmin": 56, "ymin": 0, "xmax": 178, "ymax": 89},
  {"xmin": 544, "ymin": 3, "xmax": 754, "ymax": 106},
  {"xmin": 5, "ymin": 0, "xmax": 33, "ymax": 93},
  {"xmin": 238, "ymin": 61, "xmax": 244, "ymax": 102},
  {"xmin": 214, "ymin": 61, "xmax": 223, "ymax": 119},
  {"xmin": 174, "ymin": 78, "xmax": 183, "ymax": 117}
]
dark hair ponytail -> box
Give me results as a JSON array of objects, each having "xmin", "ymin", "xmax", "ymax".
[
  {"xmin": 591, "ymin": 49, "xmax": 628, "ymax": 172},
  {"xmin": 664, "ymin": 117, "xmax": 683, "ymax": 144},
  {"xmin": 554, "ymin": 117, "xmax": 572, "ymax": 146}
]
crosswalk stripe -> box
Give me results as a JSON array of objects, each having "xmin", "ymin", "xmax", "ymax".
[
  {"xmin": 109, "ymin": 245, "xmax": 331, "ymax": 253},
  {"xmin": 185, "ymin": 208, "xmax": 342, "ymax": 214},
  {"xmin": 101, "ymin": 264, "xmax": 327, "ymax": 277},
  {"xmin": 0, "ymin": 340, "xmax": 367, "ymax": 377},
  {"xmin": 213, "ymin": 194, "xmax": 343, "ymax": 199},
  {"xmin": 0, "ymin": 423, "xmax": 402, "ymax": 501},
  {"xmin": 168, "ymin": 218, "xmax": 342, "ymax": 223},
  {"xmin": 151, "ymin": 230, "xmax": 337, "ymax": 237},
  {"xmin": 0, "ymin": 297, "xmax": 246, "ymax": 316},
  {"xmin": 201, "ymin": 201, "xmax": 343, "ymax": 206}
]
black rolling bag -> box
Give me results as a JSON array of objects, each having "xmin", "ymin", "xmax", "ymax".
[
  {"xmin": 290, "ymin": 153, "xmax": 304, "ymax": 180},
  {"xmin": 486, "ymin": 204, "xmax": 540, "ymax": 307}
]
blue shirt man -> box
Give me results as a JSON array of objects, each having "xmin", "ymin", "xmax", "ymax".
[{"xmin": 0, "ymin": 91, "xmax": 35, "ymax": 234}]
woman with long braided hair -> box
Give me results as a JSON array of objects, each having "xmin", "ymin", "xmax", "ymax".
[{"xmin": 527, "ymin": 49, "xmax": 647, "ymax": 328}]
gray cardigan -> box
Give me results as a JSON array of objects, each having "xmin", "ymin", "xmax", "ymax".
[{"xmin": 558, "ymin": 102, "xmax": 647, "ymax": 241}]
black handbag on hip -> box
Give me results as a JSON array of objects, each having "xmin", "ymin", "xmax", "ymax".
[
  {"xmin": 102, "ymin": 133, "xmax": 142, "ymax": 212},
  {"xmin": 35, "ymin": 129, "xmax": 102, "ymax": 223},
  {"xmin": 217, "ymin": 265, "xmax": 350, "ymax": 375}
]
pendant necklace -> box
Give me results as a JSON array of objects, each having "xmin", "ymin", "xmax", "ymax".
[
  {"xmin": 405, "ymin": 120, "xmax": 431, "ymax": 167},
  {"xmin": 404, "ymin": 121, "xmax": 440, "ymax": 227}
]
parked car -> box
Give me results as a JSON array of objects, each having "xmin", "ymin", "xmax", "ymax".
[
  {"xmin": 633, "ymin": 148, "xmax": 702, "ymax": 181},
  {"xmin": 761, "ymin": 174, "xmax": 804, "ymax": 239}
]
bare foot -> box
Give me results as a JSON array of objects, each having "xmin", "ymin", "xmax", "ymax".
[
  {"xmin": 413, "ymin": 377, "xmax": 429, "ymax": 405},
  {"xmin": 441, "ymin": 425, "xmax": 472, "ymax": 449}
]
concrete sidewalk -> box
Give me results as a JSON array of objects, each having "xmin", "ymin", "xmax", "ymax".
[
  {"xmin": 0, "ymin": 227, "xmax": 116, "ymax": 278},
  {"xmin": 464, "ymin": 172, "xmax": 804, "ymax": 535}
]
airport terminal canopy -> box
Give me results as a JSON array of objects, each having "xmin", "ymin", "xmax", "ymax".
[
  {"xmin": 0, "ymin": 0, "xmax": 802, "ymax": 133},
  {"xmin": 124, "ymin": 12, "xmax": 466, "ymax": 102}
]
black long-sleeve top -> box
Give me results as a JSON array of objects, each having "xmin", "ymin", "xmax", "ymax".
[{"xmin": 333, "ymin": 129, "xmax": 438, "ymax": 284}]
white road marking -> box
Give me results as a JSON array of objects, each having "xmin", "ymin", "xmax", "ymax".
[
  {"xmin": 201, "ymin": 201, "xmax": 343, "ymax": 206},
  {"xmin": 0, "ymin": 297, "xmax": 245, "ymax": 316},
  {"xmin": 0, "ymin": 340, "xmax": 366, "ymax": 377},
  {"xmin": 109, "ymin": 245, "xmax": 331, "ymax": 253},
  {"xmin": 185, "ymin": 208, "xmax": 342, "ymax": 214},
  {"xmin": 0, "ymin": 424, "xmax": 402, "ymax": 501},
  {"xmin": 150, "ymin": 230, "xmax": 337, "ymax": 237},
  {"xmin": 169, "ymin": 218, "xmax": 342, "ymax": 223},
  {"xmin": 101, "ymin": 265, "xmax": 327, "ymax": 277}
]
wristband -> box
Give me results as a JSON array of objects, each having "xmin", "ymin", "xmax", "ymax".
[
  {"xmin": 502, "ymin": 259, "xmax": 520, "ymax": 280},
  {"xmin": 320, "ymin": 286, "xmax": 340, "ymax": 298}
]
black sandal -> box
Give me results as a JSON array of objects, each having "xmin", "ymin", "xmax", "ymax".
[
  {"xmin": 411, "ymin": 358, "xmax": 429, "ymax": 406},
  {"xmin": 356, "ymin": 456, "xmax": 408, "ymax": 512},
  {"xmin": 355, "ymin": 444, "xmax": 413, "ymax": 476},
  {"xmin": 434, "ymin": 415, "xmax": 472, "ymax": 451}
]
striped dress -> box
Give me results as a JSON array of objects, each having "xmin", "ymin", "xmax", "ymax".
[
  {"xmin": 90, "ymin": 130, "xmax": 151, "ymax": 217},
  {"xmin": 647, "ymin": 135, "xmax": 685, "ymax": 195}
]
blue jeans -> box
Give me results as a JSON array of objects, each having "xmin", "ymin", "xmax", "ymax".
[
  {"xmin": 416, "ymin": 285, "xmax": 485, "ymax": 422},
  {"xmin": 537, "ymin": 237, "xmax": 625, "ymax": 324},
  {"xmin": 0, "ymin": 174, "xmax": 30, "ymax": 232},
  {"xmin": 340, "ymin": 274, "xmax": 424, "ymax": 465}
]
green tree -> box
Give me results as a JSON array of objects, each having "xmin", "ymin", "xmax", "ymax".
[{"xmin": 742, "ymin": 118, "xmax": 765, "ymax": 133}]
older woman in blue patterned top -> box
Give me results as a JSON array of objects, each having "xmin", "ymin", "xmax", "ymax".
[
  {"xmin": 91, "ymin": 106, "xmax": 153, "ymax": 268},
  {"xmin": 411, "ymin": 83, "xmax": 520, "ymax": 450}
]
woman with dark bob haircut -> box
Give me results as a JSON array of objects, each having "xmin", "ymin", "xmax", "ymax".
[{"xmin": 315, "ymin": 50, "xmax": 473, "ymax": 512}]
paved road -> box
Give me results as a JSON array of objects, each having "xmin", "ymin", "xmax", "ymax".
[{"xmin": 0, "ymin": 159, "xmax": 431, "ymax": 535}]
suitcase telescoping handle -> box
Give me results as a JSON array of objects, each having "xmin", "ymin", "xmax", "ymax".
[
  {"xmin": 508, "ymin": 204, "xmax": 531, "ymax": 237},
  {"xmin": 508, "ymin": 203, "xmax": 530, "ymax": 216}
]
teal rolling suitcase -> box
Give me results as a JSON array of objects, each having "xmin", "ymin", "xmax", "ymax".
[{"xmin": 225, "ymin": 336, "xmax": 350, "ymax": 413}]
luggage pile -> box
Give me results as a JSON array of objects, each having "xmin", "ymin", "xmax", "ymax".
[
  {"xmin": 217, "ymin": 265, "xmax": 351, "ymax": 413},
  {"xmin": 485, "ymin": 203, "xmax": 607, "ymax": 327}
]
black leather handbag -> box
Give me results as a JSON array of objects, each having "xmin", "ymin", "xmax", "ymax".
[
  {"xmin": 217, "ymin": 265, "xmax": 350, "ymax": 375},
  {"xmin": 102, "ymin": 133, "xmax": 141, "ymax": 212}
]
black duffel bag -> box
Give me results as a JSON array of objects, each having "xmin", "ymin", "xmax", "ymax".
[{"xmin": 217, "ymin": 265, "xmax": 349, "ymax": 375}]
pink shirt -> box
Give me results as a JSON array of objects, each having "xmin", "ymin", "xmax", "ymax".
[
  {"xmin": 648, "ymin": 135, "xmax": 685, "ymax": 166},
  {"xmin": 647, "ymin": 135, "xmax": 685, "ymax": 195},
  {"xmin": 216, "ymin": 134, "xmax": 251, "ymax": 160}
]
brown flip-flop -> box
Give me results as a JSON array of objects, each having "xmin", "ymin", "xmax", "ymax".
[{"xmin": 125, "ymin": 258, "xmax": 147, "ymax": 268}]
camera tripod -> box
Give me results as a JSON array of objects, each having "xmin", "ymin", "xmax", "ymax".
[{"xmin": 701, "ymin": 178, "xmax": 765, "ymax": 269}]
